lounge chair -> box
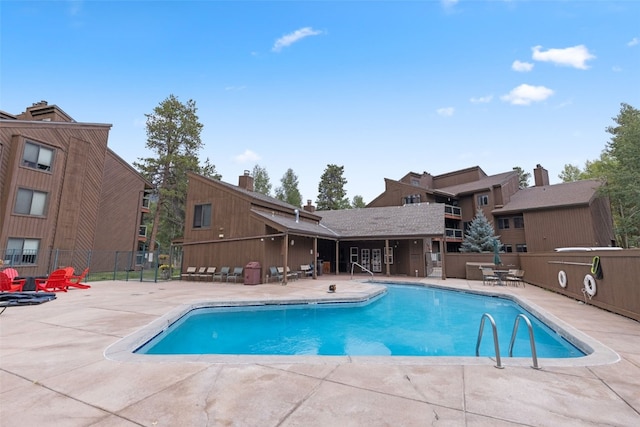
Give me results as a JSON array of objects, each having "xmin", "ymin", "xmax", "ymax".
[
  {"xmin": 226, "ymin": 267, "xmax": 244, "ymax": 283},
  {"xmin": 35, "ymin": 269, "xmax": 70, "ymax": 292},
  {"xmin": 0, "ymin": 272, "xmax": 25, "ymax": 292},
  {"xmin": 181, "ymin": 266, "xmax": 197, "ymax": 281},
  {"xmin": 194, "ymin": 267, "xmax": 207, "ymax": 280},
  {"xmin": 269, "ymin": 266, "xmax": 283, "ymax": 282},
  {"xmin": 480, "ymin": 267, "xmax": 500, "ymax": 286},
  {"xmin": 197, "ymin": 267, "xmax": 216, "ymax": 281},
  {"xmin": 213, "ymin": 266, "xmax": 230, "ymax": 282},
  {"xmin": 299, "ymin": 264, "xmax": 313, "ymax": 278},
  {"xmin": 277, "ymin": 266, "xmax": 298, "ymax": 281},
  {"xmin": 2, "ymin": 268, "xmax": 20, "ymax": 281}
]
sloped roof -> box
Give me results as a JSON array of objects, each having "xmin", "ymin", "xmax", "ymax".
[
  {"xmin": 250, "ymin": 209, "xmax": 339, "ymax": 239},
  {"xmin": 437, "ymin": 171, "xmax": 517, "ymax": 196},
  {"xmin": 316, "ymin": 203, "xmax": 444, "ymax": 239},
  {"xmin": 493, "ymin": 179, "xmax": 603, "ymax": 214}
]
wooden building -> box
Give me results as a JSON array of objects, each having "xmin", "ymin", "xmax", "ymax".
[
  {"xmin": 0, "ymin": 101, "xmax": 152, "ymax": 275},
  {"xmin": 368, "ymin": 164, "xmax": 615, "ymax": 253},
  {"xmin": 182, "ymin": 171, "xmax": 445, "ymax": 282}
]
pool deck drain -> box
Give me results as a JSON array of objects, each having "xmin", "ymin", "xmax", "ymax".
[{"xmin": 1, "ymin": 276, "xmax": 639, "ymax": 426}]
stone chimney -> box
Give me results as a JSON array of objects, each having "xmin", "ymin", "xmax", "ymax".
[
  {"xmin": 238, "ymin": 170, "xmax": 254, "ymax": 191},
  {"xmin": 533, "ymin": 164, "xmax": 549, "ymax": 187},
  {"xmin": 303, "ymin": 199, "xmax": 316, "ymax": 213}
]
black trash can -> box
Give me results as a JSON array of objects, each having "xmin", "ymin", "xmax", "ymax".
[{"xmin": 244, "ymin": 262, "xmax": 261, "ymax": 285}]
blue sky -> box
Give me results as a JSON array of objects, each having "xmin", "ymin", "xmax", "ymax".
[{"xmin": 2, "ymin": 0, "xmax": 639, "ymax": 204}]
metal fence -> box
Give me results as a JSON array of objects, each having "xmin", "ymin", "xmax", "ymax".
[{"xmin": 1, "ymin": 247, "xmax": 183, "ymax": 283}]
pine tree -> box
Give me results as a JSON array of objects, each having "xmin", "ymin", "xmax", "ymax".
[{"xmin": 460, "ymin": 209, "xmax": 500, "ymax": 252}]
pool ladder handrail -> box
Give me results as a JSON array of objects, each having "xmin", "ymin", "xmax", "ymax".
[
  {"xmin": 508, "ymin": 314, "xmax": 541, "ymax": 370},
  {"xmin": 476, "ymin": 313, "xmax": 541, "ymax": 370},
  {"xmin": 350, "ymin": 262, "xmax": 374, "ymax": 280},
  {"xmin": 475, "ymin": 313, "xmax": 504, "ymax": 369}
]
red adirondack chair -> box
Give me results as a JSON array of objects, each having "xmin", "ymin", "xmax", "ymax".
[
  {"xmin": 35, "ymin": 269, "xmax": 69, "ymax": 292},
  {"xmin": 64, "ymin": 267, "xmax": 91, "ymax": 289},
  {"xmin": 0, "ymin": 271, "xmax": 26, "ymax": 292}
]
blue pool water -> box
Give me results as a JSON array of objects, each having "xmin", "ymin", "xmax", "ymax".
[{"xmin": 136, "ymin": 285, "xmax": 584, "ymax": 358}]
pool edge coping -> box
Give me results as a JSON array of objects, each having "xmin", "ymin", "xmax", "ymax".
[{"xmin": 104, "ymin": 281, "xmax": 620, "ymax": 368}]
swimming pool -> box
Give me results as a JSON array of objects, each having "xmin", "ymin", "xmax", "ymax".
[{"xmin": 135, "ymin": 284, "xmax": 584, "ymax": 358}]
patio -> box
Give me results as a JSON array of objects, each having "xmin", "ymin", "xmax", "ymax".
[{"xmin": 1, "ymin": 275, "xmax": 639, "ymax": 426}]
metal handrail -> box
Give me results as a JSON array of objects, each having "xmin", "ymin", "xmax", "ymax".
[
  {"xmin": 508, "ymin": 314, "xmax": 541, "ymax": 369},
  {"xmin": 475, "ymin": 313, "xmax": 504, "ymax": 369},
  {"xmin": 351, "ymin": 262, "xmax": 374, "ymax": 279}
]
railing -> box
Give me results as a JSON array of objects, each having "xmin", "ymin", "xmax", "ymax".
[
  {"xmin": 444, "ymin": 205, "xmax": 462, "ymax": 217},
  {"xmin": 351, "ymin": 262, "xmax": 374, "ymax": 280},
  {"xmin": 475, "ymin": 313, "xmax": 504, "ymax": 369},
  {"xmin": 445, "ymin": 228, "xmax": 463, "ymax": 239},
  {"xmin": 508, "ymin": 314, "xmax": 540, "ymax": 369}
]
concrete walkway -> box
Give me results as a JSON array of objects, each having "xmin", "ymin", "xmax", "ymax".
[{"xmin": 1, "ymin": 275, "xmax": 639, "ymax": 426}]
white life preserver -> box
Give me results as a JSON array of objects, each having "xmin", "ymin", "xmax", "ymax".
[
  {"xmin": 558, "ymin": 270, "xmax": 567, "ymax": 288},
  {"xmin": 583, "ymin": 274, "xmax": 597, "ymax": 297}
]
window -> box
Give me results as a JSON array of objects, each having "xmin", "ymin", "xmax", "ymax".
[
  {"xmin": 5, "ymin": 238, "xmax": 39, "ymax": 265},
  {"xmin": 514, "ymin": 216, "xmax": 524, "ymax": 228},
  {"xmin": 403, "ymin": 194, "xmax": 421, "ymax": 204},
  {"xmin": 477, "ymin": 194, "xmax": 489, "ymax": 206},
  {"xmin": 384, "ymin": 246, "xmax": 394, "ymax": 264},
  {"xmin": 14, "ymin": 188, "xmax": 48, "ymax": 216},
  {"xmin": 22, "ymin": 141, "xmax": 54, "ymax": 172},
  {"xmin": 193, "ymin": 203, "xmax": 211, "ymax": 228},
  {"xmin": 502, "ymin": 244, "xmax": 513, "ymax": 253},
  {"xmin": 516, "ymin": 244, "xmax": 528, "ymax": 253},
  {"xmin": 497, "ymin": 218, "xmax": 510, "ymax": 230}
]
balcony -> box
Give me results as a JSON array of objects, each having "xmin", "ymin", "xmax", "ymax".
[
  {"xmin": 444, "ymin": 205, "xmax": 461, "ymax": 218},
  {"xmin": 445, "ymin": 228, "xmax": 463, "ymax": 240}
]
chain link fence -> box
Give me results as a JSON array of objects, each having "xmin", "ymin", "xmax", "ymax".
[{"xmin": 1, "ymin": 246, "xmax": 183, "ymax": 283}]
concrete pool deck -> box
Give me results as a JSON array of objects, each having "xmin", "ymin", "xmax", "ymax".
[{"xmin": 1, "ymin": 275, "xmax": 639, "ymax": 426}]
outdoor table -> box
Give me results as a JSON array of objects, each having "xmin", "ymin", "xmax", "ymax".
[{"xmin": 493, "ymin": 270, "xmax": 510, "ymax": 285}]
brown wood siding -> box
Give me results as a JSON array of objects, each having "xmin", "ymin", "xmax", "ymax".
[
  {"xmin": 94, "ymin": 152, "xmax": 147, "ymax": 253},
  {"xmin": 0, "ymin": 120, "xmax": 149, "ymax": 274},
  {"xmin": 590, "ymin": 196, "xmax": 616, "ymax": 246},
  {"xmin": 432, "ymin": 167, "xmax": 484, "ymax": 188},
  {"xmin": 523, "ymin": 207, "xmax": 597, "ymax": 252}
]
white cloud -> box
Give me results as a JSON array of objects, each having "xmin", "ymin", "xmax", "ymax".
[
  {"xmin": 441, "ymin": 0, "xmax": 459, "ymax": 7},
  {"xmin": 470, "ymin": 95, "xmax": 493, "ymax": 104},
  {"xmin": 500, "ymin": 84, "xmax": 554, "ymax": 106},
  {"xmin": 612, "ymin": 66, "xmax": 622, "ymax": 72},
  {"xmin": 512, "ymin": 60, "xmax": 534, "ymax": 72},
  {"xmin": 531, "ymin": 45, "xmax": 595, "ymax": 69},
  {"xmin": 272, "ymin": 27, "xmax": 324, "ymax": 52},
  {"xmin": 628, "ymin": 37, "xmax": 639, "ymax": 47},
  {"xmin": 234, "ymin": 149, "xmax": 260, "ymax": 163},
  {"xmin": 436, "ymin": 107, "xmax": 455, "ymax": 117}
]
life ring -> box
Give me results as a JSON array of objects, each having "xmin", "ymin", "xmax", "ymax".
[
  {"xmin": 558, "ymin": 270, "xmax": 567, "ymax": 288},
  {"xmin": 583, "ymin": 274, "xmax": 597, "ymax": 297}
]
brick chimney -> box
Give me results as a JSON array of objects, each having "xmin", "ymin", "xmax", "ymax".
[
  {"xmin": 303, "ymin": 199, "xmax": 316, "ymax": 213},
  {"xmin": 238, "ymin": 170, "xmax": 254, "ymax": 191},
  {"xmin": 533, "ymin": 164, "xmax": 549, "ymax": 187}
]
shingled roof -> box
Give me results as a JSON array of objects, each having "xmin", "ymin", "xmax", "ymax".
[
  {"xmin": 316, "ymin": 203, "xmax": 445, "ymax": 239},
  {"xmin": 493, "ymin": 179, "xmax": 603, "ymax": 214}
]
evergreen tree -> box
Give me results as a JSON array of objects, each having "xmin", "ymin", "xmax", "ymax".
[
  {"xmin": 513, "ymin": 166, "xmax": 530, "ymax": 189},
  {"xmin": 603, "ymin": 103, "xmax": 640, "ymax": 248},
  {"xmin": 460, "ymin": 209, "xmax": 501, "ymax": 252},
  {"xmin": 275, "ymin": 168, "xmax": 303, "ymax": 207},
  {"xmin": 317, "ymin": 164, "xmax": 350, "ymax": 210},
  {"xmin": 352, "ymin": 195, "xmax": 366, "ymax": 208},
  {"xmin": 252, "ymin": 164, "xmax": 272, "ymax": 196},
  {"xmin": 134, "ymin": 94, "xmax": 205, "ymax": 251},
  {"xmin": 558, "ymin": 164, "xmax": 583, "ymax": 182}
]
